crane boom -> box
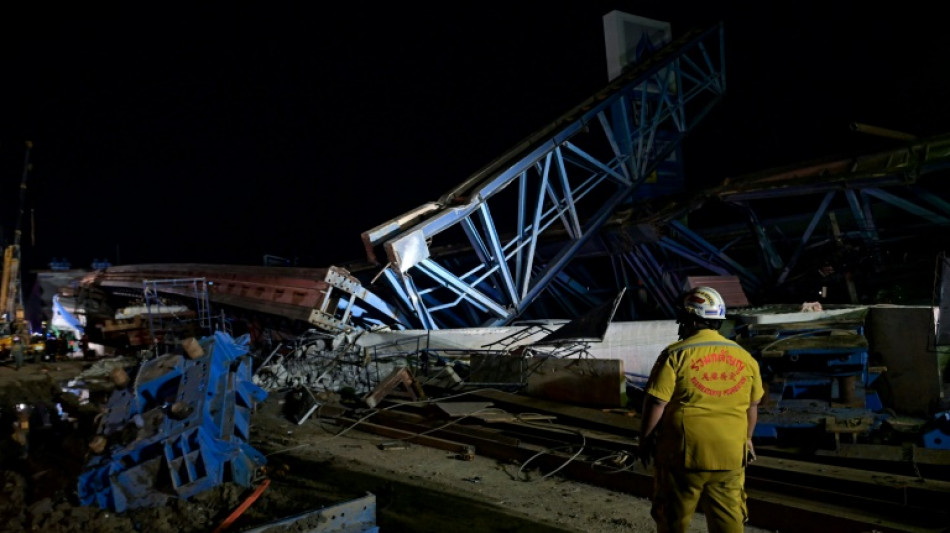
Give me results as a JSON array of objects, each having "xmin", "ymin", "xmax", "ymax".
[{"xmin": 1, "ymin": 141, "xmax": 33, "ymax": 341}]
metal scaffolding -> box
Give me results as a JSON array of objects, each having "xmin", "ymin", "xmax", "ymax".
[{"xmin": 143, "ymin": 277, "xmax": 211, "ymax": 350}]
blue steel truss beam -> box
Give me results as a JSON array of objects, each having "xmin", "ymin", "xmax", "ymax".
[
  {"xmin": 861, "ymin": 187, "xmax": 950, "ymax": 225},
  {"xmin": 361, "ymin": 24, "xmax": 726, "ymax": 329},
  {"xmin": 845, "ymin": 189, "xmax": 879, "ymax": 242},
  {"xmin": 664, "ymin": 220, "xmax": 762, "ymax": 290},
  {"xmin": 622, "ymin": 243, "xmax": 678, "ymax": 317},
  {"xmin": 619, "ymin": 134, "xmax": 950, "ymax": 307},
  {"xmin": 776, "ymin": 191, "xmax": 835, "ymax": 285}
]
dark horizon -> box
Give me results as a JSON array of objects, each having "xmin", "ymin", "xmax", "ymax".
[{"xmin": 4, "ymin": 4, "xmax": 949, "ymax": 272}]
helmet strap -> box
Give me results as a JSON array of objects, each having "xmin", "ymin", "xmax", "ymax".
[{"xmin": 676, "ymin": 315, "xmax": 722, "ymax": 338}]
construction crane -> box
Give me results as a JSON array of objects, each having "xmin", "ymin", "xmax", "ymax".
[{"xmin": 0, "ymin": 141, "xmax": 34, "ymax": 357}]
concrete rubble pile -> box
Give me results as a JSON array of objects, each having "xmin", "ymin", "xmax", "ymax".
[{"xmin": 252, "ymin": 330, "xmax": 393, "ymax": 397}]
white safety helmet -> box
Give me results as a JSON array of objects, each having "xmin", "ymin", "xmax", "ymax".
[{"xmin": 681, "ymin": 286, "xmax": 726, "ymax": 321}]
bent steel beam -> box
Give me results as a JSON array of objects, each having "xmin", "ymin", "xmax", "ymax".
[
  {"xmin": 636, "ymin": 133, "xmax": 950, "ymax": 305},
  {"xmin": 79, "ymin": 263, "xmax": 411, "ymax": 334},
  {"xmin": 362, "ymin": 24, "xmax": 727, "ymax": 329}
]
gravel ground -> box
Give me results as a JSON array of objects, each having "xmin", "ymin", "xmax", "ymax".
[
  {"xmin": 0, "ymin": 360, "xmax": 775, "ymax": 532},
  {"xmin": 248, "ymin": 390, "xmax": 776, "ymax": 533}
]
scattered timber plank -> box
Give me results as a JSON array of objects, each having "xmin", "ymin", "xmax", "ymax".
[
  {"xmin": 747, "ymin": 487, "xmax": 947, "ymax": 533},
  {"xmin": 750, "ymin": 455, "xmax": 950, "ymax": 509},
  {"xmin": 466, "ymin": 388, "xmax": 641, "ymax": 434},
  {"xmin": 380, "ymin": 398, "xmax": 556, "ymax": 424},
  {"xmin": 372, "ymin": 409, "xmax": 523, "ymax": 447},
  {"xmin": 814, "ymin": 442, "xmax": 950, "ymax": 470},
  {"xmin": 374, "ymin": 417, "xmax": 525, "ymax": 453},
  {"xmin": 100, "ymin": 316, "xmax": 144, "ymax": 332},
  {"xmin": 347, "ymin": 398, "xmax": 947, "ymax": 532},
  {"xmin": 487, "ymin": 420, "xmax": 638, "ymax": 453},
  {"xmin": 472, "ymin": 411, "xmax": 556, "ymax": 423},
  {"xmin": 368, "ymin": 407, "xmax": 636, "ymax": 467},
  {"xmin": 433, "ymin": 401, "xmax": 494, "ymax": 418},
  {"xmin": 740, "ymin": 333, "xmax": 869, "ymax": 357},
  {"xmin": 333, "ymin": 417, "xmax": 474, "ymax": 459},
  {"xmin": 363, "ymin": 367, "xmax": 420, "ymax": 408},
  {"xmin": 483, "ymin": 438, "xmax": 949, "ymax": 532}
]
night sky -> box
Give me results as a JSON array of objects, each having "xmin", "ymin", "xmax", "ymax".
[{"xmin": 3, "ymin": 3, "xmax": 949, "ymax": 272}]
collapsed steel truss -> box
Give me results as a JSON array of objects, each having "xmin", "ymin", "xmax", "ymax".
[
  {"xmin": 74, "ymin": 21, "xmax": 950, "ymax": 336},
  {"xmin": 360, "ymin": 23, "xmax": 727, "ymax": 329},
  {"xmin": 603, "ymin": 134, "xmax": 950, "ymax": 316},
  {"xmin": 77, "ymin": 331, "xmax": 267, "ymax": 512}
]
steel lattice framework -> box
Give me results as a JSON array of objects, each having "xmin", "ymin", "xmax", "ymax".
[
  {"xmin": 361, "ymin": 24, "xmax": 726, "ymax": 329},
  {"xmin": 73, "ymin": 22, "xmax": 950, "ymax": 336},
  {"xmin": 596, "ymin": 134, "xmax": 950, "ymax": 317}
]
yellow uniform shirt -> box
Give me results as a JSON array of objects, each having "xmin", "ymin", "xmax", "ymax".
[{"xmin": 645, "ymin": 329, "xmax": 764, "ymax": 470}]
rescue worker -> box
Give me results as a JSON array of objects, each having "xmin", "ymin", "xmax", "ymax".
[
  {"xmin": 639, "ymin": 286, "xmax": 763, "ymax": 533},
  {"xmin": 57, "ymin": 331, "xmax": 68, "ymax": 359},
  {"xmin": 11, "ymin": 336, "xmax": 24, "ymax": 370},
  {"xmin": 11, "ymin": 404, "xmax": 30, "ymax": 458},
  {"xmin": 80, "ymin": 333, "xmax": 90, "ymax": 359}
]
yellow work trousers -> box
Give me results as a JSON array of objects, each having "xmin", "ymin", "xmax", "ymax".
[{"xmin": 651, "ymin": 465, "xmax": 747, "ymax": 533}]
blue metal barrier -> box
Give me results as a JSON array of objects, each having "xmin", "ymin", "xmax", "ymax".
[
  {"xmin": 77, "ymin": 331, "xmax": 267, "ymax": 512},
  {"xmin": 922, "ymin": 411, "xmax": 950, "ymax": 450}
]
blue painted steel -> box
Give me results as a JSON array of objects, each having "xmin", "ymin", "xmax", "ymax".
[
  {"xmin": 865, "ymin": 391, "xmax": 883, "ymax": 412},
  {"xmin": 743, "ymin": 317, "xmax": 887, "ymax": 441},
  {"xmin": 782, "ymin": 379, "xmax": 834, "ymax": 400},
  {"xmin": 752, "ymin": 425, "xmax": 779, "ymax": 439},
  {"xmin": 740, "ymin": 204, "xmax": 783, "ymax": 276},
  {"xmin": 781, "ymin": 348, "xmax": 867, "ymax": 376},
  {"xmin": 364, "ymin": 24, "xmax": 726, "ymax": 329},
  {"xmin": 667, "ymin": 220, "xmax": 762, "ymax": 291},
  {"xmin": 910, "ymin": 185, "xmax": 950, "ymax": 215},
  {"xmin": 616, "ymin": 136, "xmax": 950, "ymax": 313},
  {"xmin": 776, "ymin": 191, "xmax": 835, "ymax": 284},
  {"xmin": 845, "ymin": 189, "xmax": 879, "ymax": 242},
  {"xmin": 752, "ymin": 421, "xmax": 820, "ymax": 440},
  {"xmin": 622, "ymin": 244, "xmax": 677, "ymax": 316},
  {"xmin": 861, "ymin": 187, "xmax": 950, "ymax": 225},
  {"xmin": 77, "ymin": 331, "xmax": 267, "ymax": 512},
  {"xmin": 350, "ymin": 24, "xmax": 950, "ymax": 328},
  {"xmin": 922, "ymin": 411, "xmax": 950, "ymax": 450},
  {"xmin": 655, "ymin": 237, "xmax": 733, "ymax": 275}
]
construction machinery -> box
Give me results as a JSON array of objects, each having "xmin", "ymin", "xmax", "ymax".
[{"xmin": 0, "ymin": 141, "xmax": 36, "ymax": 358}]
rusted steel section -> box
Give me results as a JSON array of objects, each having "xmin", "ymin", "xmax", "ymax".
[
  {"xmin": 363, "ymin": 390, "xmax": 950, "ymax": 531},
  {"xmin": 371, "ymin": 410, "xmax": 524, "ymax": 449},
  {"xmin": 308, "ymin": 266, "xmax": 408, "ymax": 333},
  {"xmin": 749, "ymin": 455, "xmax": 950, "ymax": 509},
  {"xmin": 333, "ymin": 416, "xmax": 475, "ymax": 458},
  {"xmin": 383, "ymin": 411, "xmax": 524, "ymax": 447},
  {"xmin": 745, "ymin": 490, "xmax": 945, "ymax": 533},
  {"xmin": 79, "ymin": 263, "xmax": 407, "ymax": 332},
  {"xmin": 467, "ymin": 388, "xmax": 641, "ymax": 435},
  {"xmin": 361, "ymin": 408, "xmax": 942, "ymax": 531},
  {"xmin": 714, "ymin": 134, "xmax": 950, "ymax": 199},
  {"xmin": 356, "ymin": 410, "xmax": 947, "ymax": 532},
  {"xmin": 685, "ymin": 275, "xmax": 749, "ymax": 308},
  {"xmin": 81, "ymin": 263, "xmax": 331, "ymax": 317}
]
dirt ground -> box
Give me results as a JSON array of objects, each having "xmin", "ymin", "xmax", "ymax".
[{"xmin": 0, "ymin": 357, "xmax": 776, "ymax": 532}]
